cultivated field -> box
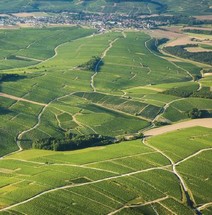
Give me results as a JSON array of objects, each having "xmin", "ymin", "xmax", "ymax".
[
  {"xmin": 0, "ymin": 126, "xmax": 211, "ymax": 214},
  {"xmin": 0, "ymin": 25, "xmax": 212, "ymax": 215},
  {"xmin": 1, "ymin": 27, "xmax": 212, "ymax": 155}
]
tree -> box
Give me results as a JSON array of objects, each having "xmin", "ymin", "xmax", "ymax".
[{"xmin": 188, "ymin": 108, "xmax": 202, "ymax": 119}]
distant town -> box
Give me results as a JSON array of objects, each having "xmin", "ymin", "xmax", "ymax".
[{"xmin": 0, "ymin": 12, "xmax": 171, "ymax": 30}]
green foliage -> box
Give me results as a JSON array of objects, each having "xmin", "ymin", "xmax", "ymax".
[
  {"xmin": 32, "ymin": 134, "xmax": 116, "ymax": 151},
  {"xmin": 162, "ymin": 84, "xmax": 199, "ymax": 98},
  {"xmin": 192, "ymin": 87, "xmax": 212, "ymax": 99},
  {"xmin": 163, "ymin": 84, "xmax": 212, "ymax": 99},
  {"xmin": 164, "ymin": 44, "xmax": 212, "ymax": 65},
  {"xmin": 143, "ymin": 15, "xmax": 206, "ymax": 25},
  {"xmin": 79, "ymin": 56, "xmax": 103, "ymax": 71},
  {"xmin": 0, "ymin": 73, "xmax": 26, "ymax": 82},
  {"xmin": 188, "ymin": 108, "xmax": 202, "ymax": 119},
  {"xmin": 146, "ymin": 38, "xmax": 169, "ymax": 54},
  {"xmin": 184, "ymin": 29, "xmax": 212, "ymax": 35}
]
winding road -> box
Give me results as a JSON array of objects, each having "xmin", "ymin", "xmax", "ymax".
[
  {"xmin": 143, "ymin": 118, "xmax": 212, "ymax": 214},
  {"xmin": 90, "ymin": 38, "xmax": 119, "ymax": 92}
]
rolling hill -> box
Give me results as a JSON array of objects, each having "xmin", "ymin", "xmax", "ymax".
[{"xmin": 0, "ymin": 0, "xmax": 211, "ymax": 15}]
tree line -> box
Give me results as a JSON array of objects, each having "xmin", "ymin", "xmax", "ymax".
[
  {"xmin": 163, "ymin": 85, "xmax": 212, "ymax": 99},
  {"xmin": 78, "ymin": 56, "xmax": 103, "ymax": 72},
  {"xmin": 164, "ymin": 44, "xmax": 212, "ymax": 65},
  {"xmin": 184, "ymin": 29, "xmax": 212, "ymax": 35},
  {"xmin": 32, "ymin": 134, "xmax": 116, "ymax": 151},
  {"xmin": 0, "ymin": 74, "xmax": 25, "ymax": 83}
]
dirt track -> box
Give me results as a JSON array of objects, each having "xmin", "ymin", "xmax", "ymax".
[
  {"xmin": 0, "ymin": 93, "xmax": 46, "ymax": 106},
  {"xmin": 144, "ymin": 118, "xmax": 212, "ymax": 137}
]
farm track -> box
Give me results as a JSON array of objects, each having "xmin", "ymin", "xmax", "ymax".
[
  {"xmin": 122, "ymin": 31, "xmax": 127, "ymax": 38},
  {"xmin": 90, "ymin": 38, "xmax": 119, "ymax": 92},
  {"xmin": 158, "ymin": 202, "xmax": 178, "ymax": 215},
  {"xmin": 143, "ymin": 120, "xmax": 212, "ymax": 214},
  {"xmin": 147, "ymin": 4, "xmax": 152, "ymax": 14},
  {"xmin": 1, "ymin": 119, "xmax": 211, "ymax": 212},
  {"xmin": 176, "ymin": 148, "xmax": 212, "ymax": 166},
  {"xmin": 142, "ymin": 138, "xmax": 197, "ymax": 213},
  {"xmin": 84, "ymin": 151, "xmax": 157, "ymax": 166},
  {"xmin": 0, "ymin": 93, "xmax": 46, "ymax": 106},
  {"xmin": 198, "ymin": 202, "xmax": 212, "ymax": 211},
  {"xmin": 0, "ymin": 91, "xmax": 84, "ymax": 159},
  {"xmin": 72, "ymin": 112, "xmax": 98, "ymax": 134},
  {"xmin": 6, "ymin": 158, "xmax": 118, "ymax": 175},
  {"xmin": 153, "ymin": 97, "xmax": 185, "ymax": 122},
  {"xmin": 42, "ymin": 33, "xmax": 98, "ymax": 65},
  {"xmin": 0, "ymin": 165, "xmax": 171, "ymax": 212},
  {"xmin": 108, "ymin": 196, "xmax": 169, "ymax": 215},
  {"xmin": 145, "ymin": 37, "xmax": 194, "ymax": 80},
  {"xmin": 15, "ymin": 55, "xmax": 43, "ymax": 62},
  {"xmin": 197, "ymin": 81, "xmax": 202, "ymax": 91},
  {"xmin": 16, "ymin": 104, "xmax": 49, "ymax": 151},
  {"xmin": 55, "ymin": 113, "xmax": 66, "ymax": 132}
]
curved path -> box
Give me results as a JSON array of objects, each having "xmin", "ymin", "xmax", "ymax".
[
  {"xmin": 90, "ymin": 38, "xmax": 119, "ymax": 92},
  {"xmin": 143, "ymin": 118, "xmax": 212, "ymax": 214},
  {"xmin": 144, "ymin": 37, "xmax": 194, "ymax": 80},
  {"xmin": 0, "ymin": 91, "xmax": 83, "ymax": 159},
  {"xmin": 144, "ymin": 118, "xmax": 212, "ymax": 137},
  {"xmin": 142, "ymin": 138, "xmax": 197, "ymax": 213},
  {"xmin": 198, "ymin": 202, "xmax": 212, "ymax": 211},
  {"xmin": 152, "ymin": 97, "xmax": 185, "ymax": 123}
]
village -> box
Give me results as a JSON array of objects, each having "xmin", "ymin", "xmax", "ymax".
[{"xmin": 0, "ymin": 12, "xmax": 170, "ymax": 30}]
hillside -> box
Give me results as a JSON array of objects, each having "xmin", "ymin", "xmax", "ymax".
[
  {"xmin": 0, "ymin": 126, "xmax": 211, "ymax": 214},
  {"xmin": 0, "ymin": 0, "xmax": 211, "ymax": 15},
  {"xmin": 0, "ymin": 1, "xmax": 212, "ymax": 214}
]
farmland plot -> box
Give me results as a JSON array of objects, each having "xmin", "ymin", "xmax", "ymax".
[{"xmin": 1, "ymin": 127, "xmax": 210, "ymax": 214}]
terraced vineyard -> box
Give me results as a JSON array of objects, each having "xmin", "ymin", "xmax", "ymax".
[{"xmin": 0, "ymin": 24, "xmax": 212, "ymax": 214}]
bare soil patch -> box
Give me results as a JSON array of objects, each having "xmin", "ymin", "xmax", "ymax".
[
  {"xmin": 194, "ymin": 15, "xmax": 212, "ymax": 21},
  {"xmin": 144, "ymin": 118, "xmax": 212, "ymax": 137},
  {"xmin": 0, "ymin": 93, "xmax": 46, "ymax": 106},
  {"xmin": 203, "ymin": 73, "xmax": 212, "ymax": 77},
  {"xmin": 183, "ymin": 26, "xmax": 212, "ymax": 31},
  {"xmin": 185, "ymin": 47, "xmax": 212, "ymax": 53},
  {"xmin": 12, "ymin": 12, "xmax": 49, "ymax": 18},
  {"xmin": 145, "ymin": 29, "xmax": 182, "ymax": 40}
]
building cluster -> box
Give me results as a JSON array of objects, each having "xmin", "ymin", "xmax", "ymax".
[{"xmin": 0, "ymin": 12, "xmax": 170, "ymax": 30}]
